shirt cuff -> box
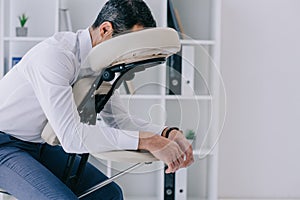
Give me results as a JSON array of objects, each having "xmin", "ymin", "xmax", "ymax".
[
  {"xmin": 117, "ymin": 130, "xmax": 140, "ymax": 150},
  {"xmin": 158, "ymin": 126, "xmax": 168, "ymax": 136}
]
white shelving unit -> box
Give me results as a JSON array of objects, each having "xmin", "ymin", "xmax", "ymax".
[
  {"xmin": 0, "ymin": 0, "xmax": 59, "ymax": 76},
  {"xmin": 3, "ymin": 37, "xmax": 48, "ymax": 42},
  {"xmin": 0, "ymin": 0, "xmax": 222, "ymax": 199}
]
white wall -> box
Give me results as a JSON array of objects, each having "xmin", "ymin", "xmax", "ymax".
[{"xmin": 219, "ymin": 0, "xmax": 300, "ymax": 198}]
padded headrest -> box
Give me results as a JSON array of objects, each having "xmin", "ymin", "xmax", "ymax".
[{"xmin": 82, "ymin": 27, "xmax": 181, "ymax": 72}]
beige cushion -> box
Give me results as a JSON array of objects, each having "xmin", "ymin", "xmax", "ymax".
[{"xmin": 82, "ymin": 27, "xmax": 181, "ymax": 72}]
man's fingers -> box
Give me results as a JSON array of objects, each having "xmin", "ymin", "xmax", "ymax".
[
  {"xmin": 175, "ymin": 154, "xmax": 184, "ymax": 170},
  {"xmin": 179, "ymin": 153, "xmax": 185, "ymax": 167},
  {"xmin": 165, "ymin": 163, "xmax": 175, "ymax": 173},
  {"xmin": 166, "ymin": 151, "xmax": 184, "ymax": 173},
  {"xmin": 172, "ymin": 135, "xmax": 194, "ymax": 168},
  {"xmin": 148, "ymin": 134, "xmax": 193, "ymax": 173},
  {"xmin": 172, "ymin": 155, "xmax": 182, "ymax": 171},
  {"xmin": 182, "ymin": 145, "xmax": 194, "ymax": 167}
]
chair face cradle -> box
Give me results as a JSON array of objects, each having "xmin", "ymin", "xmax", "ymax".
[
  {"xmin": 83, "ymin": 27, "xmax": 181, "ymax": 72},
  {"xmin": 42, "ymin": 28, "xmax": 181, "ymax": 198}
]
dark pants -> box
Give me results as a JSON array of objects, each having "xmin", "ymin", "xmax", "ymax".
[{"xmin": 0, "ymin": 132, "xmax": 123, "ymax": 200}]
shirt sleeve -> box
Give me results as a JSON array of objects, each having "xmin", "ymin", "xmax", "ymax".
[
  {"xmin": 21, "ymin": 47, "xmax": 139, "ymax": 153},
  {"xmin": 100, "ymin": 91, "xmax": 166, "ymax": 135}
]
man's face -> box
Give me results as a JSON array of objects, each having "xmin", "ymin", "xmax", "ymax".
[
  {"xmin": 131, "ymin": 24, "xmax": 144, "ymax": 32},
  {"xmin": 104, "ymin": 24, "xmax": 144, "ymax": 42},
  {"xmin": 92, "ymin": 23, "xmax": 145, "ymax": 47}
]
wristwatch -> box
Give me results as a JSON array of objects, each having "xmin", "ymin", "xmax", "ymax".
[{"xmin": 165, "ymin": 127, "xmax": 179, "ymax": 138}]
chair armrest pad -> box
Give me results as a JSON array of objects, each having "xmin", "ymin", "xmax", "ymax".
[{"xmin": 91, "ymin": 150, "xmax": 158, "ymax": 163}]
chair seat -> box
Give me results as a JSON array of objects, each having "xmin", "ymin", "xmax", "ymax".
[{"xmin": 91, "ymin": 150, "xmax": 158, "ymax": 163}]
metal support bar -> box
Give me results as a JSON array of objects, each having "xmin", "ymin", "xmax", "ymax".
[
  {"xmin": 62, "ymin": 153, "xmax": 76, "ymax": 183},
  {"xmin": 78, "ymin": 162, "xmax": 145, "ymax": 199}
]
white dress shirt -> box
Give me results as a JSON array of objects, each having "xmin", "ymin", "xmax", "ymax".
[{"xmin": 0, "ymin": 29, "xmax": 164, "ymax": 153}]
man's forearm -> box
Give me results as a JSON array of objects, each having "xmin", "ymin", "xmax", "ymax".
[{"xmin": 138, "ymin": 131, "xmax": 159, "ymax": 151}]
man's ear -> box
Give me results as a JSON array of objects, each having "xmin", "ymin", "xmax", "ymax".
[{"xmin": 99, "ymin": 21, "xmax": 113, "ymax": 38}]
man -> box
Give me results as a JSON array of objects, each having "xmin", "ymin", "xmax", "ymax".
[{"xmin": 0, "ymin": 0, "xmax": 193, "ymax": 199}]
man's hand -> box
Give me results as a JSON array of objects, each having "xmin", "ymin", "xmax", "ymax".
[
  {"xmin": 167, "ymin": 129, "xmax": 194, "ymax": 168},
  {"xmin": 138, "ymin": 132, "xmax": 186, "ymax": 173}
]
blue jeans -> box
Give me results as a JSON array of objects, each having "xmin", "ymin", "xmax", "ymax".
[{"xmin": 0, "ymin": 132, "xmax": 123, "ymax": 200}]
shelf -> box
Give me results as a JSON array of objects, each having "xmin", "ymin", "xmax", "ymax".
[
  {"xmin": 3, "ymin": 37, "xmax": 47, "ymax": 42},
  {"xmin": 180, "ymin": 39, "xmax": 216, "ymax": 46},
  {"xmin": 193, "ymin": 148, "xmax": 214, "ymax": 158},
  {"xmin": 120, "ymin": 94, "xmax": 212, "ymax": 100},
  {"xmin": 126, "ymin": 197, "xmax": 159, "ymax": 200},
  {"xmin": 165, "ymin": 95, "xmax": 212, "ymax": 100},
  {"xmin": 120, "ymin": 94, "xmax": 162, "ymax": 100}
]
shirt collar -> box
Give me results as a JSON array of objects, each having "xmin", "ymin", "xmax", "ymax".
[{"xmin": 77, "ymin": 28, "xmax": 92, "ymax": 64}]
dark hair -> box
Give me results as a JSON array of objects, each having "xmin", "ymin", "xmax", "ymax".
[{"xmin": 92, "ymin": 0, "xmax": 156, "ymax": 35}]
